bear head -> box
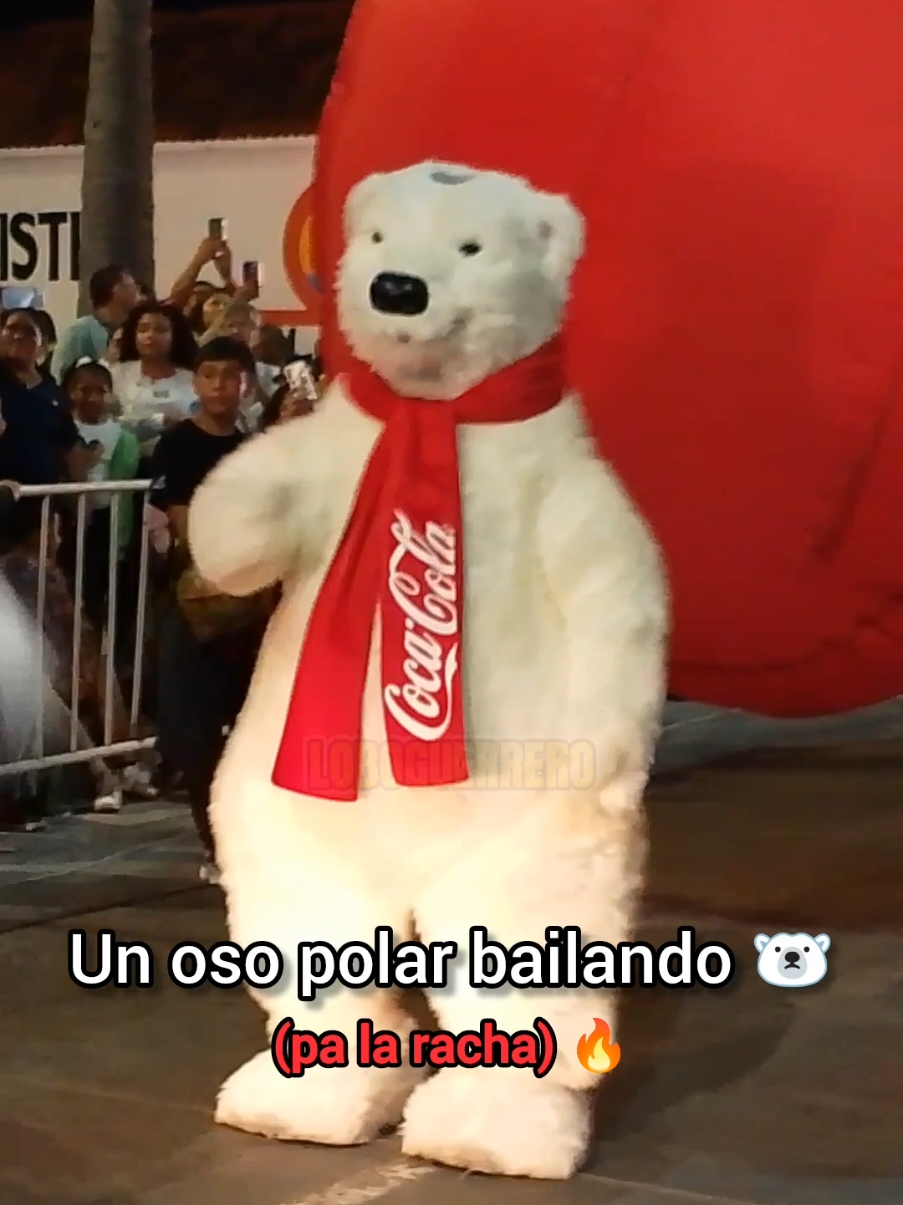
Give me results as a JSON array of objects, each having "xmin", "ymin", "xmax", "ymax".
[
  {"xmin": 336, "ymin": 161, "xmax": 585, "ymax": 400},
  {"xmin": 754, "ymin": 932, "xmax": 831, "ymax": 988}
]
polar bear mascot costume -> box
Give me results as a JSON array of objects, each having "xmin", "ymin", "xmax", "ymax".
[{"xmin": 188, "ymin": 161, "xmax": 669, "ymax": 1180}]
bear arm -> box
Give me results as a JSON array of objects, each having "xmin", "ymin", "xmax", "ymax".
[
  {"xmin": 188, "ymin": 420, "xmax": 332, "ymax": 597},
  {"xmin": 536, "ymin": 456, "xmax": 669, "ymax": 782}
]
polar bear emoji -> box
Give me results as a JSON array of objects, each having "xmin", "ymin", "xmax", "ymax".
[
  {"xmin": 754, "ymin": 933, "xmax": 831, "ymax": 987},
  {"xmin": 188, "ymin": 161, "xmax": 669, "ymax": 1180}
]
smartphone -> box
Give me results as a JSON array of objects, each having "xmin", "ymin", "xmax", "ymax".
[
  {"xmin": 242, "ymin": 260, "xmax": 262, "ymax": 287},
  {"xmin": 208, "ymin": 217, "xmax": 226, "ymax": 240},
  {"xmin": 284, "ymin": 359, "xmax": 318, "ymax": 402}
]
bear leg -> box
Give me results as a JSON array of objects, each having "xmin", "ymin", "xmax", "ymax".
[
  {"xmin": 215, "ymin": 994, "xmax": 423, "ymax": 1146},
  {"xmin": 214, "ymin": 838, "xmax": 425, "ymax": 1145},
  {"xmin": 402, "ymin": 777, "xmax": 647, "ymax": 1178}
]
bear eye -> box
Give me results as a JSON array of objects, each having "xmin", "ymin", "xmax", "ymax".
[
  {"xmin": 371, "ymin": 232, "xmax": 383, "ymax": 244},
  {"xmin": 774, "ymin": 947, "xmax": 781, "ymax": 953},
  {"xmin": 459, "ymin": 241, "xmax": 481, "ymax": 257},
  {"xmin": 803, "ymin": 946, "xmax": 810, "ymax": 952}
]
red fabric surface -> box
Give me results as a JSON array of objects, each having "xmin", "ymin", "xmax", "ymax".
[{"xmin": 313, "ymin": 0, "xmax": 903, "ymax": 716}]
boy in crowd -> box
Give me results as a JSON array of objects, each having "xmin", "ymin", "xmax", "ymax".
[{"xmin": 149, "ymin": 337, "xmax": 273, "ymax": 883}]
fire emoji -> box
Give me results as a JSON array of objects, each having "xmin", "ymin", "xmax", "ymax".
[{"xmin": 576, "ymin": 1018, "xmax": 621, "ymax": 1075}]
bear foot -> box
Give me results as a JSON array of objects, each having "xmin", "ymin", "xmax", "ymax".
[
  {"xmin": 215, "ymin": 1049, "xmax": 421, "ymax": 1145},
  {"xmin": 401, "ymin": 1067, "xmax": 591, "ymax": 1179}
]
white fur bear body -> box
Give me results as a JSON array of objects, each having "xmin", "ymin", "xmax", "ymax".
[{"xmin": 188, "ymin": 162, "xmax": 669, "ymax": 1180}]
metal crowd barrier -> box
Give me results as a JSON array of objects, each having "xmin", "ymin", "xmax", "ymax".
[{"xmin": 0, "ymin": 479, "xmax": 157, "ymax": 778}]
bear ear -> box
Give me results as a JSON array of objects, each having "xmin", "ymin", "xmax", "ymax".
[
  {"xmin": 343, "ymin": 172, "xmax": 388, "ymax": 240},
  {"xmin": 535, "ymin": 190, "xmax": 586, "ymax": 283},
  {"xmin": 813, "ymin": 933, "xmax": 831, "ymax": 953},
  {"xmin": 753, "ymin": 933, "xmax": 771, "ymax": 953}
]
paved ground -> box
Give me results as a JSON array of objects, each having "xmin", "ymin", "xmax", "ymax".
[{"xmin": 1, "ymin": 703, "xmax": 902, "ymax": 1205}]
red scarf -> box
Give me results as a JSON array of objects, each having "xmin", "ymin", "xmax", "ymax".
[{"xmin": 272, "ymin": 336, "xmax": 565, "ymax": 801}]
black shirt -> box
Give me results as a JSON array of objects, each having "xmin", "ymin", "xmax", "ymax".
[
  {"xmin": 0, "ymin": 369, "xmax": 79, "ymax": 486},
  {"xmin": 149, "ymin": 417, "xmax": 245, "ymax": 511}
]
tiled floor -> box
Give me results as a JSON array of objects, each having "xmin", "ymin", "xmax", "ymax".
[{"xmin": 1, "ymin": 708, "xmax": 901, "ymax": 1204}]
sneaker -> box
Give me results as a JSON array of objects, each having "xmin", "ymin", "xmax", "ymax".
[
  {"xmin": 199, "ymin": 857, "xmax": 221, "ymax": 886},
  {"xmin": 120, "ymin": 764, "xmax": 159, "ymax": 800},
  {"xmin": 93, "ymin": 788, "xmax": 123, "ymax": 814}
]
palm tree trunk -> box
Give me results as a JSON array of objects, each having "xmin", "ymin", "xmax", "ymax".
[{"xmin": 78, "ymin": 0, "xmax": 155, "ymax": 315}]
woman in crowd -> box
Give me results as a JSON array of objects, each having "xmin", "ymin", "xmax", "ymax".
[
  {"xmin": 178, "ymin": 236, "xmax": 265, "ymax": 340},
  {"xmin": 56, "ymin": 361, "xmax": 140, "ymax": 634},
  {"xmin": 110, "ymin": 301, "xmax": 199, "ymax": 454},
  {"xmin": 184, "ymin": 282, "xmax": 218, "ymax": 332},
  {"xmin": 200, "ymin": 296, "xmax": 256, "ymax": 345},
  {"xmin": 1, "ymin": 307, "xmax": 57, "ymax": 396},
  {"xmin": 187, "ymin": 288, "xmax": 232, "ymax": 338},
  {"xmin": 150, "ymin": 336, "xmax": 274, "ymax": 883},
  {"xmin": 0, "ymin": 308, "xmax": 90, "ymax": 487},
  {"xmin": 169, "ymin": 233, "xmax": 237, "ymax": 325}
]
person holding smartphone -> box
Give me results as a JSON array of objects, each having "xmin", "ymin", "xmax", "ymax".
[
  {"xmin": 165, "ymin": 220, "xmax": 233, "ymax": 315},
  {"xmin": 166, "ymin": 220, "xmax": 261, "ymax": 330}
]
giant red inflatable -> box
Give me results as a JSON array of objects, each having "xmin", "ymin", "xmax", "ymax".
[{"xmin": 314, "ymin": 0, "xmax": 903, "ymax": 717}]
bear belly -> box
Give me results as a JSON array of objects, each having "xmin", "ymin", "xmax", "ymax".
[{"xmin": 209, "ymin": 513, "xmax": 583, "ymax": 899}]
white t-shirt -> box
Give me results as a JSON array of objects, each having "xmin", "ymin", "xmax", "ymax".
[
  {"xmin": 75, "ymin": 418, "xmax": 123, "ymax": 509},
  {"xmin": 111, "ymin": 362, "xmax": 197, "ymax": 430}
]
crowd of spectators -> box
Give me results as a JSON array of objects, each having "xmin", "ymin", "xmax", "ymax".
[{"xmin": 0, "ymin": 236, "xmax": 323, "ymax": 877}]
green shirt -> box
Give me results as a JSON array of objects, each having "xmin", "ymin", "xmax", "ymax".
[{"xmin": 50, "ymin": 314, "xmax": 111, "ymax": 381}]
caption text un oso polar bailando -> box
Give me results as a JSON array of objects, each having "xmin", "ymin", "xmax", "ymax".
[{"xmin": 68, "ymin": 926, "xmax": 736, "ymax": 1077}]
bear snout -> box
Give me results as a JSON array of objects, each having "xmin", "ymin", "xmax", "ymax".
[
  {"xmin": 370, "ymin": 272, "xmax": 430, "ymax": 316},
  {"xmin": 779, "ymin": 947, "xmax": 807, "ymax": 978}
]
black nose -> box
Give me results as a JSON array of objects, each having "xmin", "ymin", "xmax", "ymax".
[
  {"xmin": 784, "ymin": 952, "xmax": 800, "ymax": 965},
  {"xmin": 369, "ymin": 273, "xmax": 429, "ymax": 316}
]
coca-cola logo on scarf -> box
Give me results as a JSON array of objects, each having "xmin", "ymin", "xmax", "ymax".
[{"xmin": 384, "ymin": 509, "xmax": 460, "ymax": 741}]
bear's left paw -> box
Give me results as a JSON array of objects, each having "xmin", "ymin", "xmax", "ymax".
[
  {"xmin": 401, "ymin": 1067, "xmax": 591, "ymax": 1179},
  {"xmin": 216, "ymin": 1050, "xmax": 421, "ymax": 1145}
]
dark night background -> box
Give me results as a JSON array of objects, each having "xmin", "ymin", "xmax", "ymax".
[
  {"xmin": 2, "ymin": 0, "xmax": 307, "ymax": 30},
  {"xmin": 0, "ymin": 0, "xmax": 351, "ymax": 143}
]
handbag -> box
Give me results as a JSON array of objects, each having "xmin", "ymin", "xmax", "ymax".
[{"xmin": 176, "ymin": 564, "xmax": 276, "ymax": 643}]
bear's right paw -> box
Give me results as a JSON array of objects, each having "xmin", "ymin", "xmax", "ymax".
[
  {"xmin": 402, "ymin": 1066, "xmax": 591, "ymax": 1178},
  {"xmin": 215, "ymin": 1049, "xmax": 420, "ymax": 1145}
]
